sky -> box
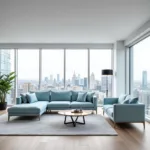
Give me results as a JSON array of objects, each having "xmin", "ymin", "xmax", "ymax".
[
  {"xmin": 14, "ymin": 49, "xmax": 111, "ymax": 81},
  {"xmin": 133, "ymin": 36, "xmax": 150, "ymax": 81}
]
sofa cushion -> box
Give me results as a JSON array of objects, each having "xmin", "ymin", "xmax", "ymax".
[
  {"xmin": 71, "ymin": 91, "xmax": 79, "ymax": 101},
  {"xmin": 77, "ymin": 92, "xmax": 87, "ymax": 102},
  {"xmin": 35, "ymin": 91, "xmax": 50, "ymax": 101},
  {"xmin": 103, "ymin": 105, "xmax": 113, "ymax": 117},
  {"xmin": 121, "ymin": 95, "xmax": 131, "ymax": 104},
  {"xmin": 86, "ymin": 92, "xmax": 95, "ymax": 102},
  {"xmin": 20, "ymin": 93, "xmax": 28, "ymax": 103},
  {"xmin": 118, "ymin": 94, "xmax": 127, "ymax": 104},
  {"xmin": 71, "ymin": 101, "xmax": 94, "ymax": 108},
  {"xmin": 26, "ymin": 93, "xmax": 38, "ymax": 103},
  {"xmin": 129, "ymin": 97, "xmax": 138, "ymax": 104},
  {"xmin": 47, "ymin": 101, "xmax": 71, "ymax": 108},
  {"xmin": 51, "ymin": 91, "xmax": 71, "ymax": 101},
  {"xmin": 8, "ymin": 101, "xmax": 48, "ymax": 115}
]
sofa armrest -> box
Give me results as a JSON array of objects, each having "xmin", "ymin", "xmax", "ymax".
[
  {"xmin": 103, "ymin": 98, "xmax": 118, "ymax": 105},
  {"xmin": 113, "ymin": 104, "xmax": 145, "ymax": 123},
  {"xmin": 92, "ymin": 96, "xmax": 97, "ymax": 108},
  {"xmin": 16, "ymin": 97, "xmax": 22, "ymax": 104}
]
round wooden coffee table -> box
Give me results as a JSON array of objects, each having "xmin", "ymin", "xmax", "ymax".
[{"xmin": 58, "ymin": 111, "xmax": 92, "ymax": 127}]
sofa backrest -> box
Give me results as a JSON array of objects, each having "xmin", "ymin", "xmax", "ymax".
[{"xmin": 51, "ymin": 91, "xmax": 72, "ymax": 101}]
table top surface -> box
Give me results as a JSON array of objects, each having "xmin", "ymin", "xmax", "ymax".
[{"xmin": 58, "ymin": 110, "xmax": 92, "ymax": 116}]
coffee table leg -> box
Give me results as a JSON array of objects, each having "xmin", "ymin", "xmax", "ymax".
[
  {"xmin": 64, "ymin": 116, "xmax": 85, "ymax": 127},
  {"xmin": 64, "ymin": 116, "xmax": 76, "ymax": 127},
  {"xmin": 75, "ymin": 116, "xmax": 85, "ymax": 124}
]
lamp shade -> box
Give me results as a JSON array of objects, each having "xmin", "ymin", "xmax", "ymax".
[{"xmin": 102, "ymin": 69, "xmax": 113, "ymax": 75}]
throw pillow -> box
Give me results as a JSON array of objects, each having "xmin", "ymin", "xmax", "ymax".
[
  {"xmin": 20, "ymin": 93, "xmax": 28, "ymax": 103},
  {"xmin": 26, "ymin": 93, "xmax": 38, "ymax": 103},
  {"xmin": 118, "ymin": 94, "xmax": 127, "ymax": 104},
  {"xmin": 77, "ymin": 92, "xmax": 87, "ymax": 102},
  {"xmin": 120, "ymin": 95, "xmax": 131, "ymax": 104},
  {"xmin": 129, "ymin": 97, "xmax": 138, "ymax": 104},
  {"xmin": 86, "ymin": 92, "xmax": 95, "ymax": 102},
  {"xmin": 71, "ymin": 91, "xmax": 79, "ymax": 101}
]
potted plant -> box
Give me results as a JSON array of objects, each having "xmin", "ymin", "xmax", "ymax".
[{"xmin": 0, "ymin": 72, "xmax": 16, "ymax": 110}]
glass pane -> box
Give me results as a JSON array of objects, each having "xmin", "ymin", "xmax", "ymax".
[
  {"xmin": 17, "ymin": 49, "xmax": 39, "ymax": 96},
  {"xmin": 66, "ymin": 49, "xmax": 88, "ymax": 91},
  {"xmin": 132, "ymin": 36, "xmax": 150, "ymax": 118},
  {"xmin": 0, "ymin": 49, "xmax": 15, "ymax": 105},
  {"xmin": 90, "ymin": 49, "xmax": 112, "ymax": 105},
  {"xmin": 42, "ymin": 49, "xmax": 64, "ymax": 90}
]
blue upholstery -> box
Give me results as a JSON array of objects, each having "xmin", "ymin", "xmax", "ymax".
[
  {"xmin": 86, "ymin": 92, "xmax": 95, "ymax": 102},
  {"xmin": 103, "ymin": 96, "xmax": 145, "ymax": 127},
  {"xmin": 20, "ymin": 94, "xmax": 28, "ymax": 103},
  {"xmin": 8, "ymin": 101, "xmax": 49, "ymax": 116},
  {"xmin": 118, "ymin": 94, "xmax": 127, "ymax": 104},
  {"xmin": 71, "ymin": 91, "xmax": 79, "ymax": 101},
  {"xmin": 35, "ymin": 91, "xmax": 50, "ymax": 101},
  {"xmin": 129, "ymin": 97, "xmax": 138, "ymax": 104},
  {"xmin": 71, "ymin": 102, "xmax": 94, "ymax": 108},
  {"xmin": 8, "ymin": 90, "xmax": 98, "ymax": 121},
  {"xmin": 51, "ymin": 91, "xmax": 71, "ymax": 101},
  {"xmin": 113, "ymin": 104, "xmax": 145, "ymax": 122},
  {"xmin": 47, "ymin": 101, "xmax": 71, "ymax": 108},
  {"xmin": 103, "ymin": 98, "xmax": 118, "ymax": 105},
  {"xmin": 76, "ymin": 92, "xmax": 87, "ymax": 102},
  {"xmin": 26, "ymin": 93, "xmax": 38, "ymax": 103}
]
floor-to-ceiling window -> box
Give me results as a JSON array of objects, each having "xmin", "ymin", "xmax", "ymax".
[
  {"xmin": 90, "ymin": 49, "xmax": 112, "ymax": 105},
  {"xmin": 0, "ymin": 47, "xmax": 113, "ymax": 105},
  {"xmin": 41, "ymin": 49, "xmax": 64, "ymax": 90},
  {"xmin": 0, "ymin": 49, "xmax": 15, "ymax": 105},
  {"xmin": 130, "ymin": 36, "xmax": 150, "ymax": 119},
  {"xmin": 17, "ymin": 49, "xmax": 39, "ymax": 96},
  {"xmin": 66, "ymin": 49, "xmax": 88, "ymax": 90}
]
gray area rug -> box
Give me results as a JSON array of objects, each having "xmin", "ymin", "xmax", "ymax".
[{"xmin": 0, "ymin": 113, "xmax": 117, "ymax": 136}]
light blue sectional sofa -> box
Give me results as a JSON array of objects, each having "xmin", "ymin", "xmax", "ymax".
[
  {"xmin": 103, "ymin": 95, "xmax": 145, "ymax": 128},
  {"xmin": 8, "ymin": 90, "xmax": 97, "ymax": 121}
]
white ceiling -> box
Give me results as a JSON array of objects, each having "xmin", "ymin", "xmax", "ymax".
[{"xmin": 0, "ymin": 0, "xmax": 150, "ymax": 43}]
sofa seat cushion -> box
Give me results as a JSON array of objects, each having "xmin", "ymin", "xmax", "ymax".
[
  {"xmin": 8, "ymin": 101, "xmax": 48, "ymax": 115},
  {"xmin": 71, "ymin": 101, "xmax": 94, "ymax": 108},
  {"xmin": 103, "ymin": 105, "xmax": 114, "ymax": 117},
  {"xmin": 47, "ymin": 101, "xmax": 71, "ymax": 108}
]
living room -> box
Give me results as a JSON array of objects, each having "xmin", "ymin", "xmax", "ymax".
[{"xmin": 0, "ymin": 0, "xmax": 150, "ymax": 150}]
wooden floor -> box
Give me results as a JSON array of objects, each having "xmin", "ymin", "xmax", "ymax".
[{"xmin": 0, "ymin": 109, "xmax": 149, "ymax": 150}]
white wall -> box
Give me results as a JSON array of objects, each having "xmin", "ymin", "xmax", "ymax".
[{"xmin": 113, "ymin": 41, "xmax": 126, "ymax": 96}]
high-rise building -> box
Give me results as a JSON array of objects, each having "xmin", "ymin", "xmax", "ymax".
[
  {"xmin": 57, "ymin": 74, "xmax": 60, "ymax": 83},
  {"xmin": 0, "ymin": 50, "xmax": 11, "ymax": 75},
  {"xmin": 142, "ymin": 71, "xmax": 147, "ymax": 89},
  {"xmin": 50, "ymin": 74, "xmax": 53, "ymax": 85},
  {"xmin": 90, "ymin": 72, "xmax": 95, "ymax": 89},
  {"xmin": 84, "ymin": 77, "xmax": 88, "ymax": 89},
  {"xmin": 44, "ymin": 77, "xmax": 49, "ymax": 83},
  {"xmin": 72, "ymin": 71, "xmax": 76, "ymax": 85}
]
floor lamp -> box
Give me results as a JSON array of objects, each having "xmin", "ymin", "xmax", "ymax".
[{"xmin": 101, "ymin": 69, "xmax": 113, "ymax": 97}]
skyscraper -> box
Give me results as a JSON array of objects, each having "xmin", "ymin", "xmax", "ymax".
[
  {"xmin": 0, "ymin": 50, "xmax": 11, "ymax": 75},
  {"xmin": 84, "ymin": 77, "xmax": 88, "ymax": 89},
  {"xmin": 90, "ymin": 72, "xmax": 95, "ymax": 89},
  {"xmin": 142, "ymin": 71, "xmax": 147, "ymax": 89},
  {"xmin": 50, "ymin": 74, "xmax": 53, "ymax": 85},
  {"xmin": 57, "ymin": 74, "xmax": 60, "ymax": 83}
]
